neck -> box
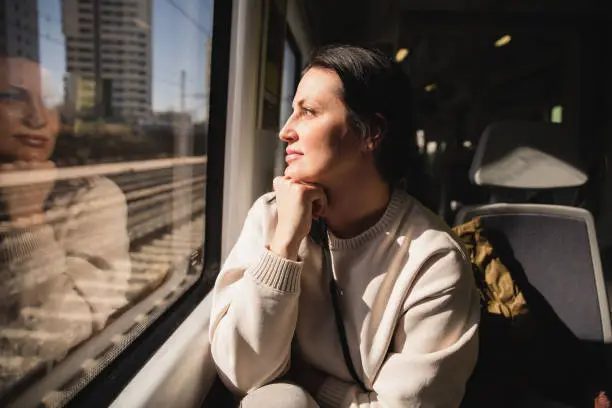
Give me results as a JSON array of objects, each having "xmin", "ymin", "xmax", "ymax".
[{"xmin": 323, "ymin": 171, "xmax": 391, "ymax": 239}]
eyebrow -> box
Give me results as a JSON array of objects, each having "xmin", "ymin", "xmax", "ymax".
[
  {"xmin": 292, "ymin": 98, "xmax": 321, "ymax": 110},
  {"xmin": 292, "ymin": 98, "xmax": 306, "ymax": 108}
]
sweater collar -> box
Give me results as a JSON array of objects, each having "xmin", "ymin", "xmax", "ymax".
[{"xmin": 327, "ymin": 189, "xmax": 409, "ymax": 250}]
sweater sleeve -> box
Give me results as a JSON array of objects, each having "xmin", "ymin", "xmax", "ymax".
[
  {"xmin": 0, "ymin": 178, "xmax": 131, "ymax": 361},
  {"xmin": 209, "ymin": 195, "xmax": 303, "ymax": 395},
  {"xmin": 316, "ymin": 249, "xmax": 480, "ymax": 408}
]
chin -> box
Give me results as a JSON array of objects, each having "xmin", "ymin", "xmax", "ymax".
[
  {"xmin": 284, "ymin": 166, "xmax": 320, "ymax": 184},
  {"xmin": 15, "ymin": 148, "xmax": 52, "ymax": 162}
]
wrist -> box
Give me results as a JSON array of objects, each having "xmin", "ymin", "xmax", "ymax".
[
  {"xmin": 9, "ymin": 205, "xmax": 44, "ymax": 220},
  {"xmin": 268, "ymin": 237, "xmax": 300, "ymax": 261},
  {"xmin": 11, "ymin": 212, "xmax": 46, "ymax": 228}
]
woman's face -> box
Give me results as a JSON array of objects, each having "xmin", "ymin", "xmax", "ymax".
[
  {"xmin": 0, "ymin": 57, "xmax": 59, "ymax": 162},
  {"xmin": 279, "ymin": 67, "xmax": 369, "ymax": 185}
]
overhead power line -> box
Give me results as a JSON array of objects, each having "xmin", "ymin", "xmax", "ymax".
[{"xmin": 164, "ymin": 0, "xmax": 211, "ymax": 37}]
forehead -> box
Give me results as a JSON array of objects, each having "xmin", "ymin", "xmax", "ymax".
[
  {"xmin": 294, "ymin": 67, "xmax": 343, "ymax": 104},
  {"xmin": 0, "ymin": 57, "xmax": 43, "ymax": 90}
]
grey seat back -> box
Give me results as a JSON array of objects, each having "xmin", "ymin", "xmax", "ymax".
[
  {"xmin": 456, "ymin": 203, "xmax": 611, "ymax": 343},
  {"xmin": 468, "ymin": 121, "xmax": 587, "ymax": 190}
]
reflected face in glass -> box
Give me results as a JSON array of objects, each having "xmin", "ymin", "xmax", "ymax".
[
  {"xmin": 279, "ymin": 67, "xmax": 364, "ymax": 185},
  {"xmin": 0, "ymin": 57, "xmax": 60, "ymax": 162}
]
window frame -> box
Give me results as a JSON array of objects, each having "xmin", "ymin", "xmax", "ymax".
[
  {"xmin": 286, "ymin": 27, "xmax": 302, "ymax": 87},
  {"xmin": 0, "ymin": 0, "xmax": 232, "ymax": 407}
]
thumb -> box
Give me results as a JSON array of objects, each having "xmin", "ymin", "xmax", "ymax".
[{"xmin": 311, "ymin": 191, "xmax": 328, "ymax": 220}]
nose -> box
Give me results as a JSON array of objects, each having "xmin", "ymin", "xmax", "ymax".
[
  {"xmin": 279, "ymin": 115, "xmax": 298, "ymax": 143},
  {"xmin": 21, "ymin": 90, "xmax": 48, "ymax": 130}
]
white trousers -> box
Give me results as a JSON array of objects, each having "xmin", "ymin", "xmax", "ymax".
[{"xmin": 239, "ymin": 382, "xmax": 320, "ymax": 408}]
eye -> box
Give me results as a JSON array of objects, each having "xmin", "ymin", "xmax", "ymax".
[
  {"xmin": 0, "ymin": 86, "xmax": 27, "ymax": 102},
  {"xmin": 301, "ymin": 107, "xmax": 315, "ymax": 117}
]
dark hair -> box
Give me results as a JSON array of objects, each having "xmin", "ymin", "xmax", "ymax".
[{"xmin": 306, "ymin": 44, "xmax": 431, "ymax": 205}]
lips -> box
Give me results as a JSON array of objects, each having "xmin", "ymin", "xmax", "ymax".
[
  {"xmin": 14, "ymin": 134, "xmax": 51, "ymax": 148},
  {"xmin": 285, "ymin": 147, "xmax": 303, "ymax": 164},
  {"xmin": 285, "ymin": 154, "xmax": 302, "ymax": 164}
]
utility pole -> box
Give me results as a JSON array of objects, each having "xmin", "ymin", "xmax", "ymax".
[{"xmin": 180, "ymin": 69, "xmax": 186, "ymax": 112}]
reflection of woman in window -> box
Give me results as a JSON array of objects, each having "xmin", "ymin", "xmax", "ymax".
[
  {"xmin": 0, "ymin": 57, "xmax": 131, "ymax": 390},
  {"xmin": 210, "ymin": 45, "xmax": 480, "ymax": 408}
]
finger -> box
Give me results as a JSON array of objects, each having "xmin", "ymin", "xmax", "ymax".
[
  {"xmin": 290, "ymin": 180, "xmax": 318, "ymax": 198},
  {"xmin": 28, "ymin": 161, "xmax": 46, "ymax": 170},
  {"xmin": 312, "ymin": 203, "xmax": 322, "ymax": 220},
  {"xmin": 272, "ymin": 176, "xmax": 285, "ymax": 192},
  {"xmin": 42, "ymin": 160, "xmax": 56, "ymax": 170},
  {"xmin": 0, "ymin": 163, "xmax": 16, "ymax": 172},
  {"xmin": 312, "ymin": 195, "xmax": 328, "ymax": 219},
  {"xmin": 301, "ymin": 183, "xmax": 326, "ymax": 201},
  {"xmin": 14, "ymin": 160, "xmax": 43, "ymax": 171},
  {"xmin": 13, "ymin": 161, "xmax": 28, "ymax": 170},
  {"xmin": 303, "ymin": 187, "xmax": 328, "ymax": 219},
  {"xmin": 8, "ymin": 161, "xmax": 35, "ymax": 172}
]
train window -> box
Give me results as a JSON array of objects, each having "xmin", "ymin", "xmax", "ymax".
[
  {"xmin": 274, "ymin": 35, "xmax": 300, "ymax": 177},
  {"xmin": 0, "ymin": 0, "xmax": 215, "ymax": 406},
  {"xmin": 279, "ymin": 39, "xmax": 297, "ymax": 127}
]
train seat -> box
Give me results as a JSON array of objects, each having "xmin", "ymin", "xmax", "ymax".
[{"xmin": 456, "ymin": 121, "xmax": 611, "ymax": 407}]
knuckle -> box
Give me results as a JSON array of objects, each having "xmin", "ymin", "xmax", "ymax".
[{"xmin": 294, "ymin": 183, "xmax": 308, "ymax": 196}]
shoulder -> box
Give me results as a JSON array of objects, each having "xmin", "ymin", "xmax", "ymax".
[
  {"xmin": 396, "ymin": 190, "xmax": 470, "ymax": 266},
  {"xmin": 53, "ymin": 176, "xmax": 127, "ymax": 212},
  {"xmin": 248, "ymin": 191, "xmax": 278, "ymax": 220},
  {"xmin": 79, "ymin": 176, "xmax": 125, "ymax": 203},
  {"xmin": 241, "ymin": 192, "xmax": 279, "ymax": 234},
  {"xmin": 87, "ymin": 175, "xmax": 124, "ymax": 195},
  {"xmin": 391, "ymin": 193, "xmax": 475, "ymax": 305}
]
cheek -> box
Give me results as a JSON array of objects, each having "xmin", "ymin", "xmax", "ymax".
[
  {"xmin": 0, "ymin": 108, "xmax": 17, "ymax": 144},
  {"xmin": 301, "ymin": 120, "xmax": 345, "ymax": 159},
  {"xmin": 0, "ymin": 107, "xmax": 15, "ymax": 129},
  {"xmin": 326, "ymin": 125, "xmax": 362, "ymax": 168}
]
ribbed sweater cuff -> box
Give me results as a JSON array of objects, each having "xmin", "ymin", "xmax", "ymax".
[
  {"xmin": 0, "ymin": 225, "xmax": 56, "ymax": 263},
  {"xmin": 317, "ymin": 376, "xmax": 355, "ymax": 408},
  {"xmin": 247, "ymin": 249, "xmax": 302, "ymax": 292}
]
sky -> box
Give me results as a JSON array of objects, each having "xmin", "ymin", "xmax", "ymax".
[{"xmin": 37, "ymin": 0, "xmax": 214, "ymax": 121}]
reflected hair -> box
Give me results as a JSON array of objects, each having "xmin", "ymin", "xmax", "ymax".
[{"xmin": 305, "ymin": 45, "xmax": 430, "ymax": 204}]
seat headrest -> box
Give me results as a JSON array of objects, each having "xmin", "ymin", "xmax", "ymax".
[{"xmin": 469, "ymin": 121, "xmax": 587, "ymax": 189}]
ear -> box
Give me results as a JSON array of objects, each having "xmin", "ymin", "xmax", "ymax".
[{"xmin": 363, "ymin": 113, "xmax": 386, "ymax": 152}]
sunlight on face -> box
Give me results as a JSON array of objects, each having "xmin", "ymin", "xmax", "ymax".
[
  {"xmin": 279, "ymin": 67, "xmax": 366, "ymax": 185},
  {"xmin": 0, "ymin": 57, "xmax": 60, "ymax": 162}
]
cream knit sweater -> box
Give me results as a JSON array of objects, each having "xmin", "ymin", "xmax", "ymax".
[
  {"xmin": 210, "ymin": 189, "xmax": 480, "ymax": 408},
  {"xmin": 0, "ymin": 176, "xmax": 131, "ymax": 391}
]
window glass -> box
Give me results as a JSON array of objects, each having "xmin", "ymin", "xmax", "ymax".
[
  {"xmin": 274, "ymin": 39, "xmax": 297, "ymax": 177},
  {"xmin": 279, "ymin": 40, "xmax": 296, "ymax": 127},
  {"xmin": 0, "ymin": 0, "xmax": 214, "ymax": 405}
]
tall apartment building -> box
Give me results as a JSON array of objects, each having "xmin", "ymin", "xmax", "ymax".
[
  {"xmin": 0, "ymin": 0, "xmax": 39, "ymax": 62},
  {"xmin": 62, "ymin": 0, "xmax": 152, "ymax": 121}
]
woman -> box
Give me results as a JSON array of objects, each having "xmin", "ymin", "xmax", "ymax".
[
  {"xmin": 210, "ymin": 45, "xmax": 480, "ymax": 408},
  {"xmin": 0, "ymin": 56, "xmax": 130, "ymax": 392}
]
